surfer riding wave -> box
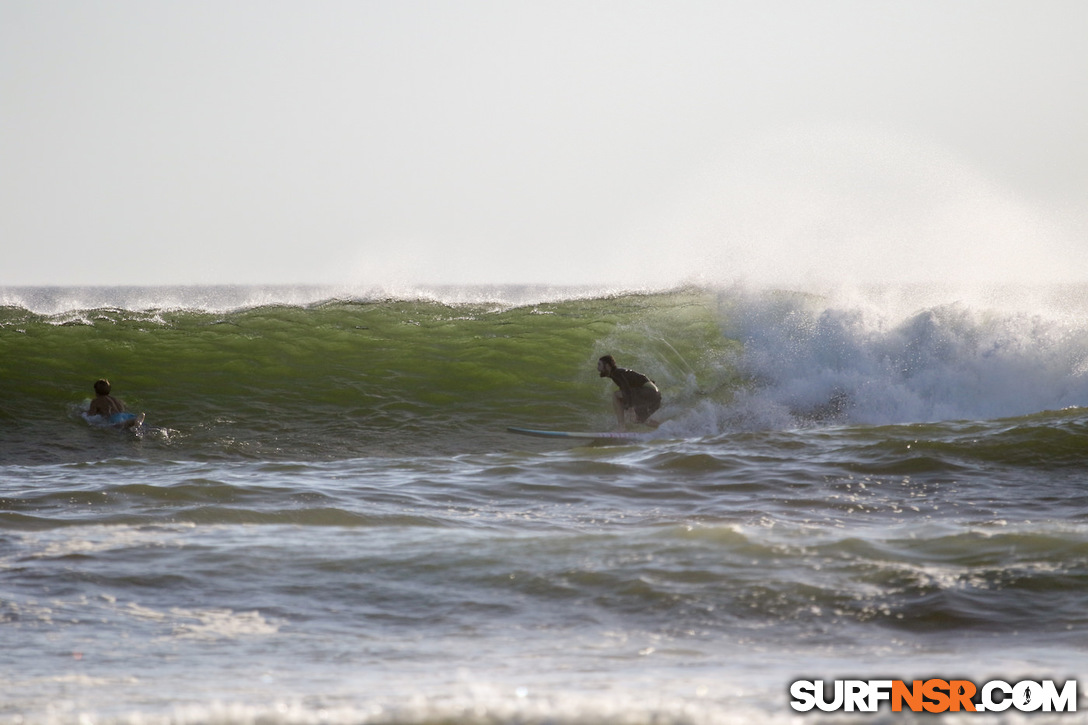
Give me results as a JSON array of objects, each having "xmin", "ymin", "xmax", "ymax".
[{"xmin": 598, "ymin": 355, "xmax": 661, "ymax": 431}]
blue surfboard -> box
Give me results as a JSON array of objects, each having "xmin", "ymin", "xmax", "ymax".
[{"xmin": 83, "ymin": 411, "xmax": 146, "ymax": 430}]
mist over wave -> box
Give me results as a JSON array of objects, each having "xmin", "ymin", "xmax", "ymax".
[{"xmin": 637, "ymin": 124, "xmax": 1088, "ymax": 291}]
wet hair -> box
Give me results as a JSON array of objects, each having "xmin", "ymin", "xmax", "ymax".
[
  {"xmin": 598, "ymin": 355, "xmax": 617, "ymax": 368},
  {"xmin": 94, "ymin": 379, "xmax": 111, "ymax": 396}
]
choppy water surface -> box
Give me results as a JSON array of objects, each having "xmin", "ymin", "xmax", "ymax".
[{"xmin": 2, "ymin": 284, "xmax": 1087, "ymax": 723}]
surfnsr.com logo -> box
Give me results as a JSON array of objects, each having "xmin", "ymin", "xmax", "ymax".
[{"xmin": 790, "ymin": 679, "xmax": 1079, "ymax": 713}]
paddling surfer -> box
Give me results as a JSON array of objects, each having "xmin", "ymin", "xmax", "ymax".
[
  {"xmin": 597, "ymin": 355, "xmax": 661, "ymax": 431},
  {"xmin": 87, "ymin": 379, "xmax": 142, "ymax": 429}
]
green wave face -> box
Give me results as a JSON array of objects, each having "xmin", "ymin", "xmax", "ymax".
[
  {"xmin": 5, "ymin": 284, "xmax": 1088, "ymax": 464},
  {"xmin": 1, "ymin": 289, "xmax": 742, "ymax": 461}
]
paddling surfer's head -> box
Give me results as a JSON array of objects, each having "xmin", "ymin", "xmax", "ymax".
[{"xmin": 94, "ymin": 379, "xmax": 111, "ymax": 396}]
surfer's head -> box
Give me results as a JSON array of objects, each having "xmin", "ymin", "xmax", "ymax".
[
  {"xmin": 94, "ymin": 379, "xmax": 111, "ymax": 396},
  {"xmin": 598, "ymin": 355, "xmax": 616, "ymax": 377}
]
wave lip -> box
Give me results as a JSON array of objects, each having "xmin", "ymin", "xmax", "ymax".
[{"xmin": 0, "ymin": 283, "xmax": 636, "ymax": 315}]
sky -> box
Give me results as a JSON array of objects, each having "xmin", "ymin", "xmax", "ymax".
[{"xmin": 2, "ymin": 0, "xmax": 1086, "ymax": 288}]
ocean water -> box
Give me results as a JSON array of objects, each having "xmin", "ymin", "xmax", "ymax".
[{"xmin": 2, "ymin": 283, "xmax": 1087, "ymax": 724}]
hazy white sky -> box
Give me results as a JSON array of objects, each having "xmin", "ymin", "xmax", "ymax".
[{"xmin": 2, "ymin": 0, "xmax": 1086, "ymax": 287}]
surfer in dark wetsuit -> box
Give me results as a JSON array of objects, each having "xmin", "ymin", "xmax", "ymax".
[{"xmin": 598, "ymin": 355, "xmax": 661, "ymax": 431}]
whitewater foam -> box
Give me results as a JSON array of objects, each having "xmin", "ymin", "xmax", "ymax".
[{"xmin": 713, "ymin": 285, "xmax": 1088, "ymax": 428}]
